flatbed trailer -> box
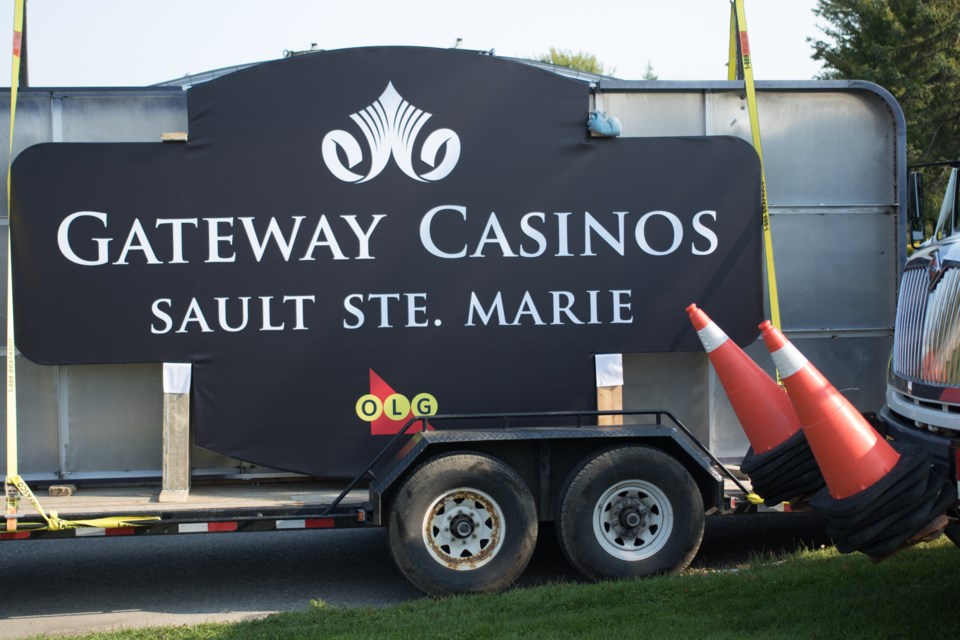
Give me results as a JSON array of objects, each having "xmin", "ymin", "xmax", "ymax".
[
  {"xmin": 3, "ymin": 483, "xmax": 371, "ymax": 540},
  {"xmin": 6, "ymin": 410, "xmax": 746, "ymax": 538},
  {"xmin": 1, "ymin": 45, "xmax": 904, "ymax": 595},
  {"xmin": 5, "ymin": 410, "xmax": 749, "ymax": 594}
]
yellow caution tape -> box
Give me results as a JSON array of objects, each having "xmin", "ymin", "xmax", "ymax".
[
  {"xmin": 3, "ymin": 2, "xmax": 157, "ymax": 534},
  {"xmin": 727, "ymin": 6, "xmax": 739, "ymax": 83},
  {"xmin": 5, "ymin": 474, "xmax": 158, "ymax": 531},
  {"xmin": 5, "ymin": 0, "xmax": 24, "ymax": 531},
  {"xmin": 728, "ymin": 0, "xmax": 783, "ymax": 333}
]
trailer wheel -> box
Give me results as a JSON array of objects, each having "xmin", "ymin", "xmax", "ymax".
[
  {"xmin": 557, "ymin": 445, "xmax": 704, "ymax": 581},
  {"xmin": 945, "ymin": 519, "xmax": 960, "ymax": 551},
  {"xmin": 387, "ymin": 452, "xmax": 537, "ymax": 596}
]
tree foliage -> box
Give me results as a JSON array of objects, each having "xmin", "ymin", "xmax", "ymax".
[
  {"xmin": 537, "ymin": 47, "xmax": 613, "ymax": 75},
  {"xmin": 809, "ymin": 0, "xmax": 960, "ymax": 168},
  {"xmin": 643, "ymin": 61, "xmax": 659, "ymax": 80}
]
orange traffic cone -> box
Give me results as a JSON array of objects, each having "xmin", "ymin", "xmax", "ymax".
[
  {"xmin": 759, "ymin": 320, "xmax": 900, "ymax": 500},
  {"xmin": 686, "ymin": 304, "xmax": 801, "ymax": 454}
]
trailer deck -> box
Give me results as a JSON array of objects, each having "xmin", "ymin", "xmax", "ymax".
[{"xmin": 2, "ymin": 482, "xmax": 370, "ymax": 540}]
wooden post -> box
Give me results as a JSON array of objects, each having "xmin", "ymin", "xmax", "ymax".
[
  {"xmin": 159, "ymin": 363, "xmax": 191, "ymax": 503},
  {"xmin": 595, "ymin": 354, "xmax": 624, "ymax": 426}
]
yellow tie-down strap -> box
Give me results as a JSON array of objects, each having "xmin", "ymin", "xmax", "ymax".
[
  {"xmin": 5, "ymin": 0, "xmax": 25, "ymax": 530},
  {"xmin": 728, "ymin": 0, "xmax": 782, "ymax": 332},
  {"xmin": 0, "ymin": 2, "xmax": 155, "ymax": 535},
  {"xmin": 3, "ymin": 475, "xmax": 159, "ymax": 532},
  {"xmin": 1, "ymin": 1, "xmax": 156, "ymax": 535}
]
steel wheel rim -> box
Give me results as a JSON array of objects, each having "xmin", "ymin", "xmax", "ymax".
[
  {"xmin": 422, "ymin": 487, "xmax": 504, "ymax": 570},
  {"xmin": 592, "ymin": 479, "xmax": 674, "ymax": 561}
]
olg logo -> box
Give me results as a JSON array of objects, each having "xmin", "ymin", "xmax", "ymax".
[
  {"xmin": 357, "ymin": 369, "xmax": 438, "ymax": 435},
  {"xmin": 355, "ymin": 392, "xmax": 438, "ymax": 423},
  {"xmin": 356, "ymin": 391, "xmax": 438, "ymax": 436}
]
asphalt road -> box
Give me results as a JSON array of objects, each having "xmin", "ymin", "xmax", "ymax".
[{"xmin": 0, "ymin": 511, "xmax": 830, "ymax": 639}]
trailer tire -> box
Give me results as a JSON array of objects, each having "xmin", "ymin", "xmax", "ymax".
[
  {"xmin": 942, "ymin": 519, "xmax": 960, "ymax": 551},
  {"xmin": 387, "ymin": 452, "xmax": 537, "ymax": 596},
  {"xmin": 557, "ymin": 445, "xmax": 704, "ymax": 581}
]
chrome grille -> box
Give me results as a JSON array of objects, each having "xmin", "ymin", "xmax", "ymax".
[{"xmin": 894, "ymin": 265, "xmax": 960, "ymax": 384}]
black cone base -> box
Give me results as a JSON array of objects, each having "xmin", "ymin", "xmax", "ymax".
[
  {"xmin": 740, "ymin": 429, "xmax": 825, "ymax": 507},
  {"xmin": 810, "ymin": 443, "xmax": 957, "ymax": 559}
]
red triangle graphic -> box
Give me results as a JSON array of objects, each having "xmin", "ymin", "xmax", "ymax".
[{"xmin": 369, "ymin": 369, "xmax": 434, "ymax": 435}]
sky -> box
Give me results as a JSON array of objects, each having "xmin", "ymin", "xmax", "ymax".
[{"xmin": 0, "ymin": 1, "xmax": 827, "ymax": 87}]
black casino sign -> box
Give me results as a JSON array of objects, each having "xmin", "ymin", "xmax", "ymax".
[{"xmin": 11, "ymin": 47, "xmax": 761, "ymax": 477}]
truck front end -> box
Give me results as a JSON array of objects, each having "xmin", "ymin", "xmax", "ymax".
[{"xmin": 883, "ymin": 164, "xmax": 960, "ymax": 528}]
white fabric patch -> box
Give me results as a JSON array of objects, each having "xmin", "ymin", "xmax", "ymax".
[
  {"xmin": 595, "ymin": 353, "xmax": 624, "ymax": 387},
  {"xmin": 163, "ymin": 362, "xmax": 192, "ymax": 394}
]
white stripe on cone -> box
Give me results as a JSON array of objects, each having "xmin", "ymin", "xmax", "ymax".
[
  {"xmin": 696, "ymin": 323, "xmax": 729, "ymax": 353},
  {"xmin": 768, "ymin": 342, "xmax": 808, "ymax": 379}
]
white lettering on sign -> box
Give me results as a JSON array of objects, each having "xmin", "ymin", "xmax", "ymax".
[
  {"xmin": 59, "ymin": 208, "xmax": 718, "ymax": 265},
  {"xmin": 343, "ymin": 293, "xmax": 431, "ymax": 330},
  {"xmin": 57, "ymin": 211, "xmax": 111, "ymax": 266},
  {"xmin": 55, "ymin": 207, "xmax": 720, "ymax": 337},
  {"xmin": 465, "ymin": 290, "xmax": 633, "ymax": 327},
  {"xmin": 691, "ymin": 210, "xmax": 719, "ymax": 255},
  {"xmin": 418, "ymin": 207, "xmax": 719, "ymax": 259},
  {"xmin": 57, "ymin": 213, "xmax": 386, "ymax": 266},
  {"xmin": 150, "ymin": 295, "xmax": 316, "ymax": 334}
]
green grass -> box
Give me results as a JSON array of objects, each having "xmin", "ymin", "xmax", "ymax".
[{"xmin": 40, "ymin": 538, "xmax": 960, "ymax": 640}]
